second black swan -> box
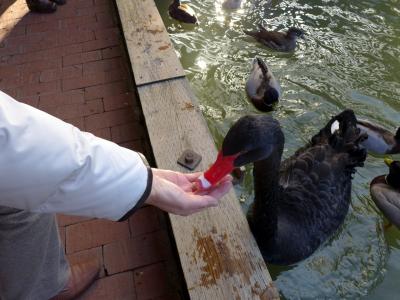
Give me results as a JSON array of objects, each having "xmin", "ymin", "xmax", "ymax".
[{"xmin": 213, "ymin": 110, "xmax": 367, "ymax": 265}]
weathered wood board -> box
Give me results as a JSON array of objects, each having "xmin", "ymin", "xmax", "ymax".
[
  {"xmin": 116, "ymin": 0, "xmax": 279, "ymax": 298},
  {"xmin": 115, "ymin": 0, "xmax": 185, "ymax": 86},
  {"xmin": 137, "ymin": 79, "xmax": 278, "ymax": 299}
]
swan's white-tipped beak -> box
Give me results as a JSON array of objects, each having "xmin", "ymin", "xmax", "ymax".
[{"xmin": 331, "ymin": 120, "xmax": 340, "ymax": 134}]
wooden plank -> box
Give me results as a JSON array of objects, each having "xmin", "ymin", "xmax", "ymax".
[
  {"xmin": 115, "ymin": 0, "xmax": 185, "ymax": 86},
  {"xmin": 137, "ymin": 78, "xmax": 279, "ymax": 299}
]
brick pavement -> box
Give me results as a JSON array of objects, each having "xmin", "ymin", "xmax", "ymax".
[{"xmin": 0, "ymin": 1, "xmax": 185, "ymax": 299}]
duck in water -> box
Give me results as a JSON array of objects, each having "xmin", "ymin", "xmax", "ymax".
[
  {"xmin": 244, "ymin": 25, "xmax": 305, "ymax": 52},
  {"xmin": 222, "ymin": 0, "xmax": 242, "ymax": 9},
  {"xmin": 357, "ymin": 119, "xmax": 400, "ymax": 154},
  {"xmin": 168, "ymin": 0, "xmax": 198, "ymax": 24},
  {"xmin": 206, "ymin": 110, "xmax": 366, "ymax": 265},
  {"xmin": 370, "ymin": 158, "xmax": 400, "ymax": 229},
  {"xmin": 246, "ymin": 57, "xmax": 281, "ymax": 112}
]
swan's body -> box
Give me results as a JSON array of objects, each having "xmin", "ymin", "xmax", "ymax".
[
  {"xmin": 357, "ymin": 119, "xmax": 400, "ymax": 154},
  {"xmin": 244, "ymin": 25, "xmax": 305, "ymax": 52},
  {"xmin": 168, "ymin": 0, "xmax": 198, "ymax": 24},
  {"xmin": 246, "ymin": 57, "xmax": 281, "ymax": 112},
  {"xmin": 370, "ymin": 159, "xmax": 400, "ymax": 228},
  {"xmin": 219, "ymin": 110, "xmax": 366, "ymax": 265}
]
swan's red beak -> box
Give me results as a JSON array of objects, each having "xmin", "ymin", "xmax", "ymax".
[{"xmin": 193, "ymin": 151, "xmax": 239, "ymax": 192}]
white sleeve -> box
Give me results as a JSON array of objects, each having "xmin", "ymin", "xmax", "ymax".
[{"xmin": 0, "ymin": 90, "xmax": 152, "ymax": 221}]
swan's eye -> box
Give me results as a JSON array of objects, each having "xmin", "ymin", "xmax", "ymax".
[{"xmin": 331, "ymin": 120, "xmax": 340, "ymax": 134}]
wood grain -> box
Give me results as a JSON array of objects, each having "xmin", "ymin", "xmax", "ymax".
[
  {"xmin": 116, "ymin": 0, "xmax": 279, "ymax": 297},
  {"xmin": 137, "ymin": 79, "xmax": 279, "ymax": 299},
  {"xmin": 115, "ymin": 0, "xmax": 185, "ymax": 86}
]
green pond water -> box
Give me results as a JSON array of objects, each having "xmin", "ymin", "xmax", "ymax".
[{"xmin": 155, "ymin": 0, "xmax": 400, "ymax": 298}]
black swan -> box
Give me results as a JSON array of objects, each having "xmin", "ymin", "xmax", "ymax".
[
  {"xmin": 357, "ymin": 120, "xmax": 400, "ymax": 154},
  {"xmin": 244, "ymin": 25, "xmax": 305, "ymax": 52},
  {"xmin": 207, "ymin": 110, "xmax": 367, "ymax": 265},
  {"xmin": 168, "ymin": 0, "xmax": 198, "ymax": 24},
  {"xmin": 246, "ymin": 57, "xmax": 281, "ymax": 112},
  {"xmin": 370, "ymin": 158, "xmax": 400, "ymax": 228}
]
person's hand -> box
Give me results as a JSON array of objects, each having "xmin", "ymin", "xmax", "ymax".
[{"xmin": 145, "ymin": 168, "xmax": 233, "ymax": 216}]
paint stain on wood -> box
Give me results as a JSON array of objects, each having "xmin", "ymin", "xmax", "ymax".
[
  {"xmin": 182, "ymin": 102, "xmax": 195, "ymax": 110},
  {"xmin": 158, "ymin": 44, "xmax": 170, "ymax": 51}
]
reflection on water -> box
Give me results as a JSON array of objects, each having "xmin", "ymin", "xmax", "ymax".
[{"xmin": 156, "ymin": 0, "xmax": 400, "ymax": 298}]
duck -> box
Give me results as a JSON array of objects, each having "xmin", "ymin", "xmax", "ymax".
[
  {"xmin": 168, "ymin": 0, "xmax": 198, "ymax": 24},
  {"xmin": 245, "ymin": 57, "xmax": 281, "ymax": 112},
  {"xmin": 222, "ymin": 0, "xmax": 242, "ymax": 9},
  {"xmin": 244, "ymin": 25, "xmax": 305, "ymax": 52},
  {"xmin": 357, "ymin": 119, "xmax": 400, "ymax": 154},
  {"xmin": 370, "ymin": 158, "xmax": 400, "ymax": 228},
  {"xmin": 208, "ymin": 110, "xmax": 366, "ymax": 265}
]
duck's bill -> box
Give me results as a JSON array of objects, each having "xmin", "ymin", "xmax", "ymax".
[{"xmin": 385, "ymin": 157, "xmax": 394, "ymax": 167}]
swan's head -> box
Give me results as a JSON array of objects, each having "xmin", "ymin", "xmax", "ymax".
[
  {"xmin": 385, "ymin": 158, "xmax": 400, "ymax": 190},
  {"xmin": 395, "ymin": 127, "xmax": 400, "ymax": 141},
  {"xmin": 221, "ymin": 115, "xmax": 284, "ymax": 167},
  {"xmin": 287, "ymin": 27, "xmax": 305, "ymax": 39}
]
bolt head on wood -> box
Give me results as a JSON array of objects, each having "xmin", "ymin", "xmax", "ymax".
[{"xmin": 177, "ymin": 149, "xmax": 202, "ymax": 170}]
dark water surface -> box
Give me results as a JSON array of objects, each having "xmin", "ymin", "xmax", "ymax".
[{"xmin": 156, "ymin": 0, "xmax": 400, "ymax": 298}]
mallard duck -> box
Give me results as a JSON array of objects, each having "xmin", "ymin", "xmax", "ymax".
[
  {"xmin": 246, "ymin": 57, "xmax": 281, "ymax": 112},
  {"xmin": 357, "ymin": 119, "xmax": 400, "ymax": 154},
  {"xmin": 370, "ymin": 158, "xmax": 400, "ymax": 228},
  {"xmin": 168, "ymin": 0, "xmax": 198, "ymax": 24},
  {"xmin": 244, "ymin": 25, "xmax": 305, "ymax": 52},
  {"xmin": 206, "ymin": 110, "xmax": 366, "ymax": 265},
  {"xmin": 222, "ymin": 0, "xmax": 242, "ymax": 9}
]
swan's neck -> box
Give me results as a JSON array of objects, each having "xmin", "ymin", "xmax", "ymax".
[{"xmin": 250, "ymin": 147, "xmax": 283, "ymax": 241}]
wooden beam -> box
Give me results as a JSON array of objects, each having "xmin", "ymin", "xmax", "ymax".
[
  {"xmin": 115, "ymin": 0, "xmax": 279, "ymax": 298},
  {"xmin": 115, "ymin": 0, "xmax": 185, "ymax": 86}
]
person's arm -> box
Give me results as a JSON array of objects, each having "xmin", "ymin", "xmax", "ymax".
[{"xmin": 0, "ymin": 91, "xmax": 232, "ymax": 220}]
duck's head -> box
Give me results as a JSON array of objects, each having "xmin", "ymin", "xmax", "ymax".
[
  {"xmin": 385, "ymin": 158, "xmax": 400, "ymax": 190},
  {"xmin": 287, "ymin": 27, "xmax": 305, "ymax": 39},
  {"xmin": 222, "ymin": 115, "xmax": 284, "ymax": 167},
  {"xmin": 370, "ymin": 158, "xmax": 400, "ymax": 228}
]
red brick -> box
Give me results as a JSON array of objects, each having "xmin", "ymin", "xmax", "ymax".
[
  {"xmin": 103, "ymin": 231, "xmax": 170, "ymax": 275},
  {"xmin": 65, "ymin": 116, "xmax": 85, "ymax": 130},
  {"xmin": 66, "ymin": 219, "xmax": 130, "ymax": 254},
  {"xmin": 119, "ymin": 140, "xmax": 145, "ymax": 153},
  {"xmin": 63, "ymin": 50, "xmax": 101, "ymax": 67},
  {"xmin": 18, "ymin": 95, "xmax": 40, "ymax": 108},
  {"xmin": 101, "ymin": 46, "xmax": 123, "ymax": 59},
  {"xmin": 0, "ymin": 44, "xmax": 21, "ymax": 58},
  {"xmin": 60, "ymin": 15, "xmax": 97, "ymax": 30},
  {"xmin": 27, "ymin": 21, "xmax": 61, "ymax": 34},
  {"xmin": 62, "ymin": 73, "xmax": 104, "ymax": 91},
  {"xmin": 103, "ymin": 93, "xmax": 133, "ymax": 111},
  {"xmin": 56, "ymin": 214, "xmax": 93, "ymax": 226},
  {"xmin": 0, "ymin": 75, "xmax": 21, "ymax": 89},
  {"xmin": 128, "ymin": 206, "xmax": 162, "ymax": 237},
  {"xmin": 96, "ymin": 12, "xmax": 116, "ymax": 26},
  {"xmin": 84, "ymin": 80, "xmax": 130, "ymax": 100},
  {"xmin": 82, "ymin": 38, "xmax": 121, "ymax": 52},
  {"xmin": 58, "ymin": 29, "xmax": 95, "ymax": 47},
  {"xmin": 85, "ymin": 107, "xmax": 136, "ymax": 131},
  {"xmin": 40, "ymin": 65, "xmax": 82, "ymax": 83},
  {"xmin": 83, "ymin": 57, "xmax": 123, "ymax": 75},
  {"xmin": 19, "ymin": 80, "xmax": 60, "ymax": 97},
  {"xmin": 67, "ymin": 247, "xmax": 105, "ymax": 278},
  {"xmin": 134, "ymin": 262, "xmax": 173, "ymax": 300},
  {"xmin": 80, "ymin": 272, "xmax": 136, "ymax": 300},
  {"xmin": 20, "ymin": 58, "xmax": 62, "ymax": 74},
  {"xmin": 45, "ymin": 99, "xmax": 104, "ymax": 119},
  {"xmin": 111, "ymin": 122, "xmax": 145, "ymax": 143},
  {"xmin": 39, "ymin": 89, "xmax": 85, "ymax": 108},
  {"xmin": 94, "ymin": 27, "xmax": 121, "ymax": 41},
  {"xmin": 92, "ymin": 127, "xmax": 112, "ymax": 140}
]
